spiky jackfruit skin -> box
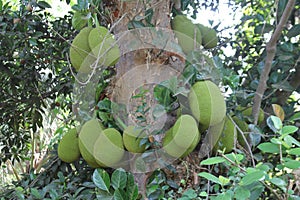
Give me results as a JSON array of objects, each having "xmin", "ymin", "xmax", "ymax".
[
  {"xmin": 171, "ymin": 15, "xmax": 202, "ymax": 54},
  {"xmin": 123, "ymin": 126, "xmax": 147, "ymax": 153},
  {"xmin": 69, "ymin": 27, "xmax": 96, "ymax": 73},
  {"xmin": 78, "ymin": 119, "xmax": 105, "ymax": 168},
  {"xmin": 213, "ymin": 117, "xmax": 236, "ymax": 153},
  {"xmin": 196, "ymin": 24, "xmax": 218, "ymax": 49},
  {"xmin": 88, "ymin": 26, "xmax": 120, "ymax": 67},
  {"xmin": 241, "ymin": 107, "xmax": 265, "ymax": 124},
  {"xmin": 58, "ymin": 128, "xmax": 80, "ymax": 163},
  {"xmin": 94, "ymin": 128, "xmax": 124, "ymax": 167},
  {"xmin": 172, "ymin": 115, "xmax": 199, "ymax": 148},
  {"xmin": 188, "ymin": 80, "xmax": 226, "ymax": 127},
  {"xmin": 232, "ymin": 116, "xmax": 249, "ymax": 148}
]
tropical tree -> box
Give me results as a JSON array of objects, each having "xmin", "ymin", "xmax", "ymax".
[{"xmin": 0, "ymin": 0, "xmax": 299, "ymax": 199}]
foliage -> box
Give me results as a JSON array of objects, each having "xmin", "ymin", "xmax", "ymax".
[
  {"xmin": 0, "ymin": 1, "xmax": 74, "ymax": 165},
  {"xmin": 92, "ymin": 168, "xmax": 139, "ymax": 200}
]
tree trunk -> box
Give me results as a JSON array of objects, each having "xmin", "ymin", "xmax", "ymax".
[{"xmin": 105, "ymin": 0, "xmax": 185, "ymax": 196}]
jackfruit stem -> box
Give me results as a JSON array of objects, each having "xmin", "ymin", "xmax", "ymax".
[
  {"xmin": 93, "ymin": 13, "xmax": 100, "ymax": 28},
  {"xmin": 116, "ymin": 116, "xmax": 127, "ymax": 130}
]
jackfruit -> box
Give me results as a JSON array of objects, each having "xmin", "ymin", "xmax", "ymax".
[
  {"xmin": 241, "ymin": 107, "xmax": 265, "ymax": 124},
  {"xmin": 206, "ymin": 119, "xmax": 225, "ymax": 152},
  {"xmin": 123, "ymin": 126, "xmax": 147, "ymax": 153},
  {"xmin": 58, "ymin": 128, "xmax": 80, "ymax": 163},
  {"xmin": 188, "ymin": 80, "xmax": 226, "ymax": 127},
  {"xmin": 88, "ymin": 26, "xmax": 120, "ymax": 67},
  {"xmin": 196, "ymin": 24, "xmax": 218, "ymax": 49},
  {"xmin": 232, "ymin": 116, "xmax": 248, "ymax": 147},
  {"xmin": 171, "ymin": 15, "xmax": 202, "ymax": 54},
  {"xmin": 162, "ymin": 128, "xmax": 184, "ymax": 158},
  {"xmin": 78, "ymin": 119, "xmax": 105, "ymax": 168},
  {"xmin": 94, "ymin": 128, "xmax": 125, "ymax": 167},
  {"xmin": 213, "ymin": 116, "xmax": 236, "ymax": 153},
  {"xmin": 163, "ymin": 124, "xmax": 200, "ymax": 158},
  {"xmin": 172, "ymin": 114, "xmax": 199, "ymax": 148},
  {"xmin": 69, "ymin": 27, "xmax": 96, "ymax": 73}
]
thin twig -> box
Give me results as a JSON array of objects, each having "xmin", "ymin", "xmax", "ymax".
[
  {"xmin": 227, "ymin": 115, "xmax": 256, "ymax": 167},
  {"xmin": 252, "ymin": 0, "xmax": 296, "ymax": 125}
]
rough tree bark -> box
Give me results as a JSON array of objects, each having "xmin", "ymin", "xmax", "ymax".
[{"xmin": 252, "ymin": 0, "xmax": 296, "ymax": 125}]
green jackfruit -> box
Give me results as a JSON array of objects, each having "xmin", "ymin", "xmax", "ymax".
[
  {"xmin": 213, "ymin": 116, "xmax": 236, "ymax": 153},
  {"xmin": 241, "ymin": 107, "xmax": 265, "ymax": 124},
  {"xmin": 163, "ymin": 128, "xmax": 185, "ymax": 158},
  {"xmin": 58, "ymin": 128, "xmax": 80, "ymax": 163},
  {"xmin": 172, "ymin": 115, "xmax": 199, "ymax": 149},
  {"xmin": 163, "ymin": 124, "xmax": 200, "ymax": 158},
  {"xmin": 171, "ymin": 15, "xmax": 202, "ymax": 54},
  {"xmin": 123, "ymin": 126, "xmax": 147, "ymax": 153},
  {"xmin": 94, "ymin": 128, "xmax": 125, "ymax": 167},
  {"xmin": 188, "ymin": 80, "xmax": 226, "ymax": 127},
  {"xmin": 78, "ymin": 119, "xmax": 104, "ymax": 168},
  {"xmin": 196, "ymin": 24, "xmax": 218, "ymax": 49},
  {"xmin": 88, "ymin": 26, "xmax": 120, "ymax": 67},
  {"xmin": 207, "ymin": 118, "xmax": 225, "ymax": 152},
  {"xmin": 69, "ymin": 27, "xmax": 96, "ymax": 73}
]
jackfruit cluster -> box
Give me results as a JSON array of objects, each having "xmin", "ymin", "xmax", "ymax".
[
  {"xmin": 78, "ymin": 119, "xmax": 124, "ymax": 168},
  {"xmin": 171, "ymin": 15, "xmax": 218, "ymax": 54},
  {"xmin": 69, "ymin": 26, "xmax": 120, "ymax": 73}
]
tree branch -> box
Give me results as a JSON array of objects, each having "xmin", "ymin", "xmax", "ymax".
[{"xmin": 252, "ymin": 0, "xmax": 296, "ymax": 125}]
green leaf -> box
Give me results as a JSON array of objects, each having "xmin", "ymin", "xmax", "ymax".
[
  {"xmin": 29, "ymin": 38, "xmax": 38, "ymax": 46},
  {"xmin": 257, "ymin": 142, "xmax": 280, "ymax": 153},
  {"xmin": 126, "ymin": 174, "xmax": 138, "ymax": 200},
  {"xmin": 234, "ymin": 186, "xmax": 251, "ymax": 200},
  {"xmin": 284, "ymin": 135, "xmax": 300, "ymax": 147},
  {"xmin": 287, "ymin": 148, "xmax": 300, "ymax": 155},
  {"xmin": 270, "ymin": 178, "xmax": 286, "ymax": 187},
  {"xmin": 200, "ymin": 157, "xmax": 225, "ymax": 165},
  {"xmin": 72, "ymin": 11, "xmax": 88, "ymax": 30},
  {"xmin": 287, "ymin": 24, "xmax": 300, "ymax": 38},
  {"xmin": 282, "ymin": 126, "xmax": 298, "ymax": 135},
  {"xmin": 111, "ymin": 168, "xmax": 127, "ymax": 190},
  {"xmin": 270, "ymin": 138, "xmax": 282, "ymax": 145},
  {"xmin": 240, "ymin": 171, "xmax": 265, "ymax": 186},
  {"xmin": 114, "ymin": 189, "xmax": 125, "ymax": 200},
  {"xmin": 284, "ymin": 160, "xmax": 300, "ymax": 169},
  {"xmin": 37, "ymin": 1, "xmax": 51, "ymax": 9},
  {"xmin": 31, "ymin": 188, "xmax": 43, "ymax": 199},
  {"xmin": 96, "ymin": 191, "xmax": 114, "ymax": 200},
  {"xmin": 219, "ymin": 175, "xmax": 230, "ymax": 186},
  {"xmin": 224, "ymin": 153, "xmax": 244, "ymax": 164},
  {"xmin": 198, "ymin": 172, "xmax": 221, "ymax": 185},
  {"xmin": 92, "ymin": 169, "xmax": 111, "ymax": 192},
  {"xmin": 267, "ymin": 116, "xmax": 282, "ymax": 133},
  {"xmin": 290, "ymin": 112, "xmax": 300, "ymax": 121},
  {"xmin": 212, "ymin": 192, "xmax": 232, "ymax": 200}
]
